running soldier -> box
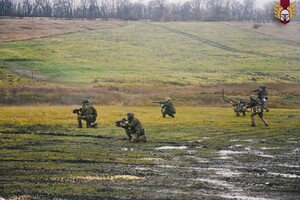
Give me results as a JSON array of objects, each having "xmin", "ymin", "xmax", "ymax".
[{"xmin": 247, "ymin": 95, "xmax": 269, "ymax": 127}]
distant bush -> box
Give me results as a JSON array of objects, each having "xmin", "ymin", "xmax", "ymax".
[{"xmin": 253, "ymin": 24, "xmax": 262, "ymax": 29}]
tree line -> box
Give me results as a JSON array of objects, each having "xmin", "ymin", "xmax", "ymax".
[{"xmin": 0, "ymin": 0, "xmax": 300, "ymax": 22}]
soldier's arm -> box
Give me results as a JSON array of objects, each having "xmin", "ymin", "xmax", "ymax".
[
  {"xmin": 128, "ymin": 119, "xmax": 139, "ymax": 129},
  {"xmin": 93, "ymin": 107, "xmax": 97, "ymax": 117}
]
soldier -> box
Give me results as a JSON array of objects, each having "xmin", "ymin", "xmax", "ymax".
[
  {"xmin": 160, "ymin": 97, "xmax": 176, "ymax": 118},
  {"xmin": 252, "ymin": 85, "xmax": 269, "ymax": 112},
  {"xmin": 231, "ymin": 96, "xmax": 247, "ymax": 116},
  {"xmin": 248, "ymin": 95, "xmax": 269, "ymax": 127},
  {"xmin": 75, "ymin": 100, "xmax": 98, "ymax": 128},
  {"xmin": 121, "ymin": 112, "xmax": 147, "ymax": 143}
]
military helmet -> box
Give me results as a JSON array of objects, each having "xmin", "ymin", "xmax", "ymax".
[
  {"xmin": 127, "ymin": 112, "xmax": 134, "ymax": 118},
  {"xmin": 82, "ymin": 99, "xmax": 89, "ymax": 104},
  {"xmin": 165, "ymin": 97, "xmax": 171, "ymax": 101},
  {"xmin": 259, "ymin": 85, "xmax": 266, "ymax": 89}
]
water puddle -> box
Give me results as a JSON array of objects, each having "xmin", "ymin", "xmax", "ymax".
[
  {"xmin": 257, "ymin": 154, "xmax": 275, "ymax": 158},
  {"xmin": 155, "ymin": 146, "xmax": 188, "ymax": 150},
  {"xmin": 220, "ymin": 194, "xmax": 272, "ymax": 200},
  {"xmin": 196, "ymin": 178, "xmax": 238, "ymax": 190},
  {"xmin": 218, "ymin": 150, "xmax": 247, "ymax": 155},
  {"xmin": 268, "ymin": 172, "xmax": 300, "ymax": 178},
  {"xmin": 121, "ymin": 147, "xmax": 133, "ymax": 151},
  {"xmin": 276, "ymin": 164, "xmax": 300, "ymax": 168},
  {"xmin": 230, "ymin": 139, "xmax": 254, "ymax": 143},
  {"xmin": 157, "ymin": 164, "xmax": 205, "ymax": 171},
  {"xmin": 259, "ymin": 147, "xmax": 282, "ymax": 150},
  {"xmin": 208, "ymin": 168, "xmax": 241, "ymax": 177}
]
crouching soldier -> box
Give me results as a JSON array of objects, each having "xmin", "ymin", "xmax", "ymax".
[
  {"xmin": 160, "ymin": 97, "xmax": 176, "ymax": 118},
  {"xmin": 119, "ymin": 112, "xmax": 147, "ymax": 143},
  {"xmin": 231, "ymin": 96, "xmax": 247, "ymax": 116},
  {"xmin": 73, "ymin": 100, "xmax": 98, "ymax": 128},
  {"xmin": 248, "ymin": 95, "xmax": 269, "ymax": 127}
]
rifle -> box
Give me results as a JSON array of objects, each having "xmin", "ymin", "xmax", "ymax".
[
  {"xmin": 153, "ymin": 101, "xmax": 164, "ymax": 104},
  {"xmin": 114, "ymin": 118, "xmax": 128, "ymax": 128},
  {"xmin": 72, "ymin": 108, "xmax": 82, "ymax": 115},
  {"xmin": 251, "ymin": 89, "xmax": 259, "ymax": 93}
]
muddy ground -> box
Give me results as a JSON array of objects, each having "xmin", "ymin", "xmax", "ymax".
[{"xmin": 0, "ymin": 127, "xmax": 299, "ymax": 200}]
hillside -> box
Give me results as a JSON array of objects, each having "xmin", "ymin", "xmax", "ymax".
[{"xmin": 0, "ymin": 19, "xmax": 299, "ymax": 106}]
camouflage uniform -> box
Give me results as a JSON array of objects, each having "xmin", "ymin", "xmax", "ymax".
[
  {"xmin": 77, "ymin": 100, "xmax": 98, "ymax": 128},
  {"xmin": 248, "ymin": 96, "xmax": 269, "ymax": 127},
  {"xmin": 255, "ymin": 86, "xmax": 269, "ymax": 112},
  {"xmin": 122, "ymin": 113, "xmax": 146, "ymax": 143},
  {"xmin": 161, "ymin": 97, "xmax": 176, "ymax": 118},
  {"xmin": 232, "ymin": 96, "xmax": 247, "ymax": 116}
]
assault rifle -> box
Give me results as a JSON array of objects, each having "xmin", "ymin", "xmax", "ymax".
[
  {"xmin": 114, "ymin": 118, "xmax": 128, "ymax": 128},
  {"xmin": 153, "ymin": 101, "xmax": 164, "ymax": 104},
  {"xmin": 72, "ymin": 108, "xmax": 82, "ymax": 115},
  {"xmin": 251, "ymin": 89, "xmax": 259, "ymax": 93}
]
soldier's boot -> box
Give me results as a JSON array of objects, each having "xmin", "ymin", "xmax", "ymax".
[
  {"xmin": 261, "ymin": 118, "xmax": 269, "ymax": 127},
  {"xmin": 139, "ymin": 135, "xmax": 147, "ymax": 143},
  {"xmin": 126, "ymin": 132, "xmax": 132, "ymax": 141},
  {"xmin": 162, "ymin": 114, "xmax": 166, "ymax": 118},
  {"xmin": 77, "ymin": 117, "xmax": 83, "ymax": 128},
  {"xmin": 251, "ymin": 114, "xmax": 256, "ymax": 127},
  {"xmin": 251, "ymin": 123, "xmax": 256, "ymax": 127},
  {"xmin": 130, "ymin": 134, "xmax": 139, "ymax": 143},
  {"xmin": 170, "ymin": 114, "xmax": 175, "ymax": 118},
  {"xmin": 242, "ymin": 112, "xmax": 246, "ymax": 116},
  {"xmin": 236, "ymin": 112, "xmax": 240, "ymax": 116},
  {"xmin": 86, "ymin": 122, "xmax": 91, "ymax": 128},
  {"xmin": 90, "ymin": 123, "xmax": 98, "ymax": 128}
]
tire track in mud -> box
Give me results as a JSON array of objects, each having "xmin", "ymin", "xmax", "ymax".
[{"xmin": 149, "ymin": 23, "xmax": 271, "ymax": 57}]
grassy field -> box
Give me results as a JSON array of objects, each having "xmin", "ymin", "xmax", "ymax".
[
  {"xmin": 0, "ymin": 21, "xmax": 299, "ymax": 87},
  {"xmin": 1, "ymin": 20, "xmax": 299, "ymax": 107},
  {"xmin": 0, "ymin": 106, "xmax": 299, "ymax": 199},
  {"xmin": 0, "ymin": 20, "xmax": 299, "ymax": 199}
]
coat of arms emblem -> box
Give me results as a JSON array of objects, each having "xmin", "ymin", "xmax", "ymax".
[{"xmin": 274, "ymin": 0, "xmax": 296, "ymax": 24}]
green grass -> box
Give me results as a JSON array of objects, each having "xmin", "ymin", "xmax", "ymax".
[
  {"xmin": 0, "ymin": 106, "xmax": 299, "ymax": 199},
  {"xmin": 0, "ymin": 22, "xmax": 299, "ymax": 87}
]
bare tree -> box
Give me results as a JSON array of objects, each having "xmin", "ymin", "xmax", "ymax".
[
  {"xmin": 243, "ymin": 0, "xmax": 256, "ymax": 21},
  {"xmin": 230, "ymin": 0, "xmax": 243, "ymax": 21},
  {"xmin": 147, "ymin": 0, "xmax": 166, "ymax": 21}
]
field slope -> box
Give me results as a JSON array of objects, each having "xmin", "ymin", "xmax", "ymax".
[
  {"xmin": 1, "ymin": 21, "xmax": 299, "ymax": 86},
  {"xmin": 1, "ymin": 20, "xmax": 299, "ymax": 106}
]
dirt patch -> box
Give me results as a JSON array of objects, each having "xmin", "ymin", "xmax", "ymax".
[
  {"xmin": 12, "ymin": 68, "xmax": 48, "ymax": 81},
  {"xmin": 0, "ymin": 18, "xmax": 125, "ymax": 43}
]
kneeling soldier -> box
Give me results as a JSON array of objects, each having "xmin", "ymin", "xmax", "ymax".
[
  {"xmin": 121, "ymin": 112, "xmax": 147, "ymax": 143},
  {"xmin": 74, "ymin": 100, "xmax": 98, "ymax": 128}
]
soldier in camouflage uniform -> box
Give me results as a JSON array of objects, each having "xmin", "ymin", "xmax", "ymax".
[
  {"xmin": 76, "ymin": 100, "xmax": 98, "ymax": 128},
  {"xmin": 252, "ymin": 86, "xmax": 269, "ymax": 112},
  {"xmin": 160, "ymin": 97, "xmax": 176, "ymax": 118},
  {"xmin": 121, "ymin": 112, "xmax": 147, "ymax": 143},
  {"xmin": 231, "ymin": 96, "xmax": 247, "ymax": 116},
  {"xmin": 248, "ymin": 95, "xmax": 269, "ymax": 127}
]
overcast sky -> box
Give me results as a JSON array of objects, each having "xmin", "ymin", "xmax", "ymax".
[{"xmin": 133, "ymin": 0, "xmax": 274, "ymax": 8}]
